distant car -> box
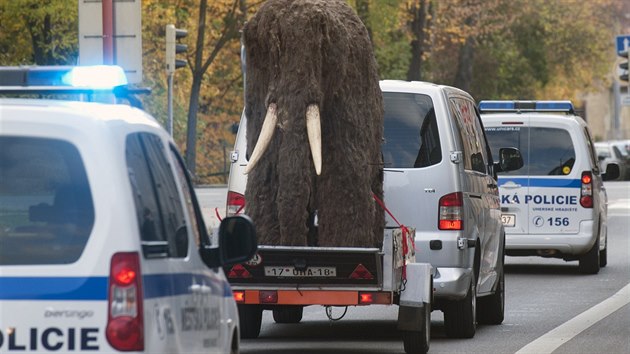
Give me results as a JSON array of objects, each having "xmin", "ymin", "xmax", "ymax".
[
  {"xmin": 595, "ymin": 141, "xmax": 630, "ymax": 180},
  {"xmin": 0, "ymin": 66, "xmax": 257, "ymax": 353}
]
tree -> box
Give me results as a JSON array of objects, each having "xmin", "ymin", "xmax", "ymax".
[{"xmin": 0, "ymin": 0, "xmax": 77, "ymax": 65}]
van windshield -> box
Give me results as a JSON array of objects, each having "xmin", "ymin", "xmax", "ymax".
[
  {"xmin": 485, "ymin": 126, "xmax": 576, "ymax": 176},
  {"xmin": 382, "ymin": 92, "xmax": 441, "ymax": 168},
  {"xmin": 0, "ymin": 137, "xmax": 94, "ymax": 265}
]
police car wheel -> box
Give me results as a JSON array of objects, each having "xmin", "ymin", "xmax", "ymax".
[{"xmin": 578, "ymin": 238, "xmax": 600, "ymax": 275}]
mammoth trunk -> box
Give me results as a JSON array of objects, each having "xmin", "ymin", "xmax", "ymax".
[{"xmin": 243, "ymin": 0, "xmax": 384, "ymax": 248}]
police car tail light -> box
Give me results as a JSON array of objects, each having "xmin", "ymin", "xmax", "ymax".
[
  {"xmin": 227, "ymin": 191, "xmax": 245, "ymax": 216},
  {"xmin": 580, "ymin": 171, "xmax": 593, "ymax": 208},
  {"xmin": 106, "ymin": 252, "xmax": 144, "ymax": 351},
  {"xmin": 438, "ymin": 192, "xmax": 463, "ymax": 230}
]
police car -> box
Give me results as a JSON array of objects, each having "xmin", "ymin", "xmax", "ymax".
[
  {"xmin": 480, "ymin": 100, "xmax": 619, "ymax": 274},
  {"xmin": 0, "ymin": 65, "xmax": 257, "ymax": 353}
]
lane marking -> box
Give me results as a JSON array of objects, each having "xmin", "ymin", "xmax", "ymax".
[{"xmin": 515, "ymin": 283, "xmax": 630, "ymax": 354}]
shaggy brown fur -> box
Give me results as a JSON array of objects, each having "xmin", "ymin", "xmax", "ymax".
[{"xmin": 243, "ymin": 0, "xmax": 384, "ymax": 248}]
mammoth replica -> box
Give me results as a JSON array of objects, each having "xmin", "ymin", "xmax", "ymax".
[{"xmin": 243, "ymin": 0, "xmax": 384, "ymax": 248}]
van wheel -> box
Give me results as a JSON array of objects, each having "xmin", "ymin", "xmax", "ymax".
[
  {"xmin": 238, "ymin": 305, "xmax": 263, "ymax": 339},
  {"xmin": 578, "ymin": 238, "xmax": 600, "ymax": 275},
  {"xmin": 272, "ymin": 306, "xmax": 303, "ymax": 323},
  {"xmin": 477, "ymin": 266, "xmax": 504, "ymax": 325},
  {"xmin": 444, "ymin": 274, "xmax": 476, "ymax": 338}
]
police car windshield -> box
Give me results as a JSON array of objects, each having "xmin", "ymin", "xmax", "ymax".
[
  {"xmin": 485, "ymin": 126, "xmax": 576, "ymax": 176},
  {"xmin": 382, "ymin": 92, "xmax": 442, "ymax": 168},
  {"xmin": 0, "ymin": 137, "xmax": 94, "ymax": 265}
]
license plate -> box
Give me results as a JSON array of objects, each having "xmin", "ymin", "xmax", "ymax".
[
  {"xmin": 264, "ymin": 266, "xmax": 337, "ymax": 277},
  {"xmin": 501, "ymin": 213, "xmax": 516, "ymax": 227}
]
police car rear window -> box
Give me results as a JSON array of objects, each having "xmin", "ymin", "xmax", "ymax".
[
  {"xmin": 485, "ymin": 126, "xmax": 576, "ymax": 176},
  {"xmin": 0, "ymin": 137, "xmax": 94, "ymax": 265},
  {"xmin": 382, "ymin": 92, "xmax": 441, "ymax": 168}
]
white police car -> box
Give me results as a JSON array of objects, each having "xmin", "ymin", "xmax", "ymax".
[
  {"xmin": 0, "ymin": 66, "xmax": 257, "ymax": 353},
  {"xmin": 480, "ymin": 100, "xmax": 619, "ymax": 274}
]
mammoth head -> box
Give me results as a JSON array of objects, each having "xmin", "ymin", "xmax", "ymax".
[{"xmin": 244, "ymin": 103, "xmax": 322, "ymax": 176}]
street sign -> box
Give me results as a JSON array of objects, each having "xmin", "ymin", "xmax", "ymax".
[
  {"xmin": 616, "ymin": 35, "xmax": 630, "ymax": 55},
  {"xmin": 78, "ymin": 1, "xmax": 143, "ymax": 84}
]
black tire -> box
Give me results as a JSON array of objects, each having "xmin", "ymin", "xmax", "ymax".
[
  {"xmin": 444, "ymin": 274, "xmax": 476, "ymax": 338},
  {"xmin": 477, "ymin": 248, "xmax": 505, "ymax": 325},
  {"xmin": 578, "ymin": 237, "xmax": 600, "ymax": 274},
  {"xmin": 401, "ymin": 306, "xmax": 430, "ymax": 354},
  {"xmin": 238, "ymin": 305, "xmax": 263, "ymax": 339},
  {"xmin": 600, "ymin": 245, "xmax": 607, "ymax": 268},
  {"xmin": 272, "ymin": 306, "xmax": 303, "ymax": 324}
]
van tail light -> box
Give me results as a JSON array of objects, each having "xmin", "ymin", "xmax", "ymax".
[
  {"xmin": 439, "ymin": 192, "xmax": 463, "ymax": 230},
  {"xmin": 580, "ymin": 171, "xmax": 593, "ymax": 208},
  {"xmin": 227, "ymin": 191, "xmax": 245, "ymax": 216},
  {"xmin": 106, "ymin": 252, "xmax": 144, "ymax": 351}
]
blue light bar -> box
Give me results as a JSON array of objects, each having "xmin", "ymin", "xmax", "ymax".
[
  {"xmin": 479, "ymin": 100, "xmax": 575, "ymax": 114},
  {"xmin": 0, "ymin": 65, "xmax": 127, "ymax": 88},
  {"xmin": 62, "ymin": 65, "xmax": 128, "ymax": 88}
]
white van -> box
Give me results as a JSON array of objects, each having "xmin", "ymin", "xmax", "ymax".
[
  {"xmin": 480, "ymin": 100, "xmax": 619, "ymax": 274},
  {"xmin": 0, "ymin": 66, "xmax": 257, "ymax": 353},
  {"xmin": 227, "ymin": 80, "xmax": 523, "ymax": 338}
]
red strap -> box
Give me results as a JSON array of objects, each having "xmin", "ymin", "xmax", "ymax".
[
  {"xmin": 215, "ymin": 207, "xmax": 223, "ymax": 222},
  {"xmin": 372, "ymin": 193, "xmax": 413, "ymax": 281}
]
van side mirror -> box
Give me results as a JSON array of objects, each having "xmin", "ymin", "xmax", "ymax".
[
  {"xmin": 199, "ymin": 215, "xmax": 257, "ymax": 268},
  {"xmin": 602, "ymin": 163, "xmax": 620, "ymax": 181},
  {"xmin": 496, "ymin": 147, "xmax": 523, "ymax": 173}
]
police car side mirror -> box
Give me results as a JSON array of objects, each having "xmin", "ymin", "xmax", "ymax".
[
  {"xmin": 496, "ymin": 147, "xmax": 523, "ymax": 173},
  {"xmin": 199, "ymin": 215, "xmax": 258, "ymax": 268},
  {"xmin": 602, "ymin": 163, "xmax": 620, "ymax": 181}
]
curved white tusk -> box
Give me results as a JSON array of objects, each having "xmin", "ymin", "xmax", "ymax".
[
  {"xmin": 306, "ymin": 104, "xmax": 322, "ymax": 175},
  {"xmin": 244, "ymin": 103, "xmax": 277, "ymax": 174}
]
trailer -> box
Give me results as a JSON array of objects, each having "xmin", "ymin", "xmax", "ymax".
[{"xmin": 224, "ymin": 226, "xmax": 433, "ymax": 354}]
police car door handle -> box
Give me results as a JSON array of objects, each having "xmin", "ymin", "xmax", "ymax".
[{"xmin": 501, "ymin": 183, "xmax": 521, "ymax": 189}]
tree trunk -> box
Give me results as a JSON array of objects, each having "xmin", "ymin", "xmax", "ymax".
[
  {"xmin": 355, "ymin": 0, "xmax": 373, "ymax": 43},
  {"xmin": 406, "ymin": 0, "xmax": 430, "ymax": 81},
  {"xmin": 185, "ymin": 0, "xmax": 209, "ymax": 177},
  {"xmin": 453, "ymin": 36, "xmax": 474, "ymax": 92}
]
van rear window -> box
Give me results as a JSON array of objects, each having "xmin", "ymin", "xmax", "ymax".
[
  {"xmin": 382, "ymin": 92, "xmax": 441, "ymax": 168},
  {"xmin": 485, "ymin": 126, "xmax": 575, "ymax": 176},
  {"xmin": 0, "ymin": 137, "xmax": 94, "ymax": 265}
]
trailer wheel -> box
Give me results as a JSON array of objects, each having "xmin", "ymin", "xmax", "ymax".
[
  {"xmin": 238, "ymin": 304, "xmax": 263, "ymax": 339},
  {"xmin": 401, "ymin": 306, "xmax": 430, "ymax": 354},
  {"xmin": 444, "ymin": 273, "xmax": 476, "ymax": 338},
  {"xmin": 272, "ymin": 306, "xmax": 303, "ymax": 323}
]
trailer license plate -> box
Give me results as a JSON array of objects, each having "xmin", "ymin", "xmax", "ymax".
[
  {"xmin": 501, "ymin": 213, "xmax": 515, "ymax": 227},
  {"xmin": 264, "ymin": 266, "xmax": 337, "ymax": 277}
]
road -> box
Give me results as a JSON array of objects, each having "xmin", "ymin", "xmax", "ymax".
[{"xmin": 196, "ymin": 182, "xmax": 630, "ymax": 354}]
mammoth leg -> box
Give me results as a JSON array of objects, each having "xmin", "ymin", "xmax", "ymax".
[
  {"xmin": 317, "ymin": 166, "xmax": 377, "ymax": 248},
  {"xmin": 275, "ymin": 131, "xmax": 312, "ymax": 246},
  {"xmin": 244, "ymin": 140, "xmax": 281, "ymax": 245}
]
